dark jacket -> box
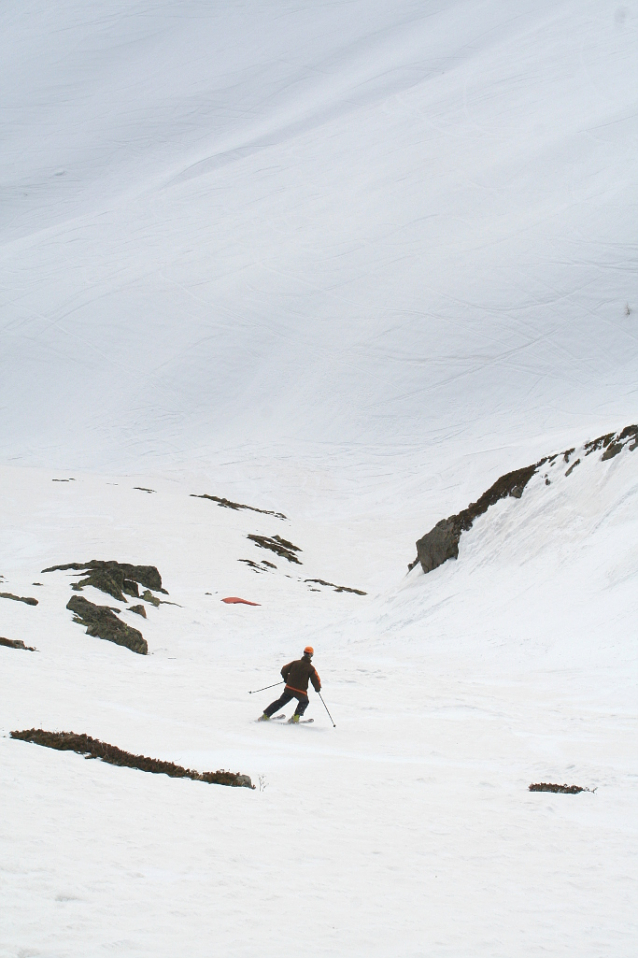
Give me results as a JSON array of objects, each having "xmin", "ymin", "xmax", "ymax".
[{"xmin": 281, "ymin": 655, "xmax": 321, "ymax": 695}]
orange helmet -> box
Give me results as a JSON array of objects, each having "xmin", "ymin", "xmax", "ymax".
[{"xmin": 304, "ymin": 646, "xmax": 314, "ymax": 655}]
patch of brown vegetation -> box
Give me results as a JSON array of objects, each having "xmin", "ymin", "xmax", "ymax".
[
  {"xmin": 10, "ymin": 729, "xmax": 254, "ymax": 789},
  {"xmin": 528, "ymin": 782, "xmax": 595, "ymax": 794}
]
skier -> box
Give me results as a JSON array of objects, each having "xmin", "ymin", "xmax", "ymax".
[{"xmin": 258, "ymin": 646, "xmax": 321, "ymax": 723}]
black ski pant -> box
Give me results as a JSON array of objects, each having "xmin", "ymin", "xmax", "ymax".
[{"xmin": 264, "ymin": 688, "xmax": 309, "ymax": 717}]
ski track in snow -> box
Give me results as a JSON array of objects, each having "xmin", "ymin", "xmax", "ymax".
[
  {"xmin": 1, "ymin": 1, "xmax": 638, "ymax": 955},
  {"xmin": 2, "ymin": 452, "xmax": 637, "ymax": 957}
]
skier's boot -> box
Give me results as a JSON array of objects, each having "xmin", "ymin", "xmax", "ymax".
[
  {"xmin": 287, "ymin": 714, "xmax": 300, "ymax": 724},
  {"xmin": 257, "ymin": 713, "xmax": 270, "ymax": 722}
]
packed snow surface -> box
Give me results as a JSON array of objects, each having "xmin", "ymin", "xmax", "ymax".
[{"xmin": 1, "ymin": 1, "xmax": 637, "ymax": 956}]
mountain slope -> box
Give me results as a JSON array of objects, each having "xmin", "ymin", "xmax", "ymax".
[{"xmin": 1, "ymin": 0, "xmax": 636, "ymax": 480}]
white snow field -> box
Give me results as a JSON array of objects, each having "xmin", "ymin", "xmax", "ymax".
[{"xmin": 1, "ymin": 1, "xmax": 638, "ymax": 956}]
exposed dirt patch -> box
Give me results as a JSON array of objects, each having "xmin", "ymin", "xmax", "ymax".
[
  {"xmin": 10, "ymin": 729, "xmax": 254, "ymax": 789},
  {"xmin": 133, "ymin": 487, "xmax": 156, "ymax": 493},
  {"xmin": 0, "ymin": 636, "xmax": 37, "ymax": 652},
  {"xmin": 247, "ymin": 534, "xmax": 302, "ymax": 564},
  {"xmin": 565, "ymin": 458, "xmax": 581, "ymax": 477},
  {"xmin": 192, "ymin": 493, "xmax": 287, "ymax": 520},
  {"xmin": 67, "ymin": 595, "xmax": 148, "ymax": 655},
  {"xmin": 304, "ymin": 578, "xmax": 367, "ymax": 595},
  {"xmin": 128, "ymin": 604, "xmax": 147, "ymax": 618},
  {"xmin": 528, "ymin": 782, "xmax": 595, "ymax": 794},
  {"xmin": 0, "ymin": 591, "xmax": 38, "ymax": 606}
]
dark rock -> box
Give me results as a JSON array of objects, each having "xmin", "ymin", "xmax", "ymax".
[
  {"xmin": 416, "ymin": 519, "xmax": 461, "ymax": 574},
  {"xmin": 42, "ymin": 560, "xmax": 164, "ymax": 595},
  {"xmin": 601, "ymin": 443, "xmax": 623, "ymax": 461},
  {"xmin": 239, "ymin": 559, "xmax": 265, "ymax": 572},
  {"xmin": 191, "ymin": 493, "xmax": 287, "ymax": 520},
  {"xmin": 141, "ymin": 590, "xmax": 160, "ymax": 607},
  {"xmin": 304, "ymin": 578, "xmax": 366, "ymax": 595},
  {"xmin": 0, "ymin": 592, "xmax": 38, "ymax": 606},
  {"xmin": 584, "ymin": 433, "xmax": 615, "ymax": 455},
  {"xmin": 0, "ymin": 636, "xmax": 37, "ymax": 651},
  {"xmin": 586, "ymin": 425, "xmax": 638, "ymax": 459},
  {"xmin": 412, "ymin": 422, "xmax": 638, "ymax": 577},
  {"xmin": 239, "ymin": 558, "xmax": 279, "ymax": 573},
  {"xmin": 414, "ymin": 463, "xmax": 541, "ymax": 575},
  {"xmin": 247, "ymin": 534, "xmax": 302, "ymax": 564},
  {"xmin": 66, "ymin": 595, "xmax": 147, "ymax": 655},
  {"xmin": 10, "ymin": 729, "xmax": 254, "ymax": 789},
  {"xmin": 128, "ymin": 605, "xmax": 147, "ymax": 618}
]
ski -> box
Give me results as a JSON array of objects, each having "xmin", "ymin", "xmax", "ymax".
[{"xmin": 257, "ymin": 714, "xmax": 313, "ymax": 724}]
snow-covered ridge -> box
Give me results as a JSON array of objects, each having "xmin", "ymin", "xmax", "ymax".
[{"xmin": 412, "ymin": 423, "xmax": 638, "ymax": 574}]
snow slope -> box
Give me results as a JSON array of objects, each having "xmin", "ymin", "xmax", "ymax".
[
  {"xmin": 1, "ymin": 2, "xmax": 638, "ymax": 956},
  {"xmin": 1, "ymin": 0, "xmax": 637, "ymax": 481},
  {"xmin": 2, "ymin": 440, "xmax": 637, "ymax": 957}
]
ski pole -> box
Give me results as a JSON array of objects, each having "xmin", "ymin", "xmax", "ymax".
[
  {"xmin": 248, "ymin": 681, "xmax": 284, "ymax": 695},
  {"xmin": 318, "ymin": 692, "xmax": 336, "ymax": 727}
]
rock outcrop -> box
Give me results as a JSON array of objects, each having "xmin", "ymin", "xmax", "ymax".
[
  {"xmin": 412, "ymin": 423, "xmax": 637, "ymax": 575},
  {"xmin": 413, "ymin": 463, "xmax": 540, "ymax": 574},
  {"xmin": 191, "ymin": 493, "xmax": 286, "ymax": 520},
  {"xmin": 42, "ymin": 560, "xmax": 165, "ymax": 599},
  {"xmin": 67, "ymin": 595, "xmax": 148, "ymax": 655},
  {"xmin": 247, "ymin": 533, "xmax": 302, "ymax": 564}
]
